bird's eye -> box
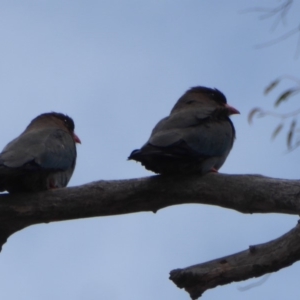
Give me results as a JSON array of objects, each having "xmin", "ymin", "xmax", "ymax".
[{"xmin": 64, "ymin": 118, "xmax": 70, "ymax": 129}]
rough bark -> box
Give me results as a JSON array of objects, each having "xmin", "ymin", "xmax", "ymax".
[
  {"xmin": 169, "ymin": 221, "xmax": 300, "ymax": 299},
  {"xmin": 0, "ymin": 173, "xmax": 299, "ymax": 297}
]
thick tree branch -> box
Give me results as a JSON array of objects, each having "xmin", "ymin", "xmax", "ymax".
[
  {"xmin": 0, "ymin": 173, "xmax": 300, "ymax": 297},
  {"xmin": 0, "ymin": 173, "xmax": 300, "ymax": 248},
  {"xmin": 169, "ymin": 221, "xmax": 300, "ymax": 299}
]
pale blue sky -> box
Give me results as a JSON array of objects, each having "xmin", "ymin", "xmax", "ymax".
[{"xmin": 0, "ymin": 1, "xmax": 299, "ymax": 299}]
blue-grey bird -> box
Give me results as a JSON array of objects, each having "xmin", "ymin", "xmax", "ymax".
[
  {"xmin": 128, "ymin": 86, "xmax": 239, "ymax": 175},
  {"xmin": 0, "ymin": 112, "xmax": 81, "ymax": 193}
]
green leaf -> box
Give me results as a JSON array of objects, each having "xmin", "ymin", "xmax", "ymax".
[
  {"xmin": 264, "ymin": 79, "xmax": 280, "ymax": 95},
  {"xmin": 248, "ymin": 108, "xmax": 264, "ymax": 124},
  {"xmin": 275, "ymin": 89, "xmax": 296, "ymax": 107},
  {"xmin": 287, "ymin": 119, "xmax": 297, "ymax": 149},
  {"xmin": 271, "ymin": 123, "xmax": 283, "ymax": 140}
]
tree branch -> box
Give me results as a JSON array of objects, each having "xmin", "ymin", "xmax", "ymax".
[
  {"xmin": 169, "ymin": 221, "xmax": 300, "ymax": 299},
  {"xmin": 1, "ymin": 173, "xmax": 300, "ymax": 297}
]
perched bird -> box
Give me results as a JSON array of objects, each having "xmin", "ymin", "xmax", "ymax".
[
  {"xmin": 128, "ymin": 86, "xmax": 239, "ymax": 175},
  {"xmin": 0, "ymin": 112, "xmax": 81, "ymax": 193}
]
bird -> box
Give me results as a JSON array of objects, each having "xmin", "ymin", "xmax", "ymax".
[
  {"xmin": 128, "ymin": 86, "xmax": 239, "ymax": 175},
  {"xmin": 0, "ymin": 112, "xmax": 81, "ymax": 193}
]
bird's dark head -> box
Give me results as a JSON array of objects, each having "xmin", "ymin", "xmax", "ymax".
[
  {"xmin": 50, "ymin": 112, "xmax": 75, "ymax": 132},
  {"xmin": 29, "ymin": 112, "xmax": 81, "ymax": 144},
  {"xmin": 187, "ymin": 86, "xmax": 227, "ymax": 105},
  {"xmin": 171, "ymin": 86, "xmax": 240, "ymax": 115}
]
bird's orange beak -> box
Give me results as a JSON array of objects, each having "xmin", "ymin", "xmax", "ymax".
[
  {"xmin": 225, "ymin": 104, "xmax": 240, "ymax": 115},
  {"xmin": 73, "ymin": 133, "xmax": 81, "ymax": 144}
]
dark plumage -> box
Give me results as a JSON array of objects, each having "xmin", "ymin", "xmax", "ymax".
[
  {"xmin": 0, "ymin": 112, "xmax": 81, "ymax": 193},
  {"xmin": 128, "ymin": 86, "xmax": 239, "ymax": 175}
]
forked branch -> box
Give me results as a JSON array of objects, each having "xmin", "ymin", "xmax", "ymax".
[{"xmin": 0, "ymin": 173, "xmax": 300, "ymax": 298}]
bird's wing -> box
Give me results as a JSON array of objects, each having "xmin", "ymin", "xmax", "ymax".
[
  {"xmin": 0, "ymin": 128, "xmax": 76, "ymax": 170},
  {"xmin": 148, "ymin": 109, "xmax": 234, "ymax": 158}
]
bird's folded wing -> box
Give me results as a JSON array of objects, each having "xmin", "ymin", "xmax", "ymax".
[
  {"xmin": 0, "ymin": 128, "xmax": 75, "ymax": 170},
  {"xmin": 148, "ymin": 110, "xmax": 233, "ymax": 158}
]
